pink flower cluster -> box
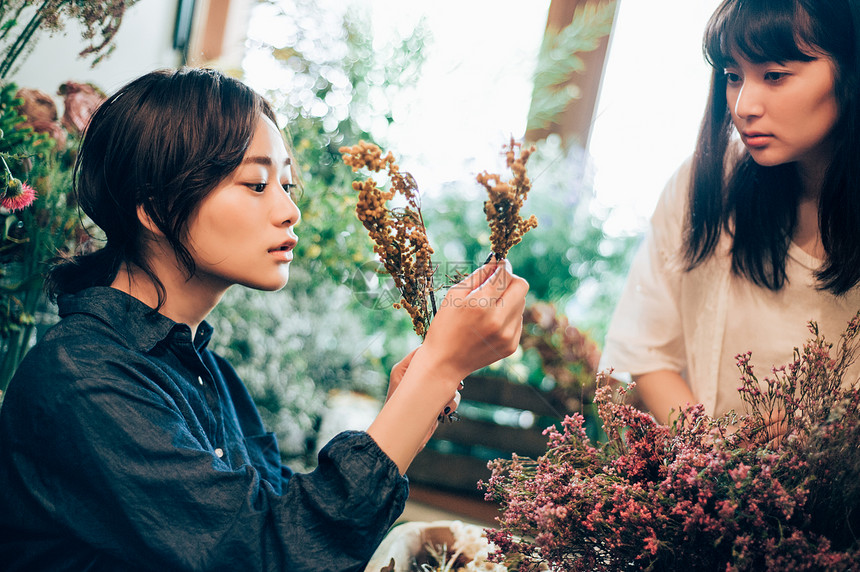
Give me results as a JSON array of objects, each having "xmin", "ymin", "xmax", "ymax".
[{"xmin": 482, "ymin": 313, "xmax": 860, "ymax": 570}]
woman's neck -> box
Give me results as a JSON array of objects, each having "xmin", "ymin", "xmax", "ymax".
[
  {"xmin": 793, "ymin": 156, "xmax": 828, "ymax": 259},
  {"xmin": 110, "ymin": 255, "xmax": 224, "ymax": 334},
  {"xmin": 794, "ymin": 196, "xmax": 825, "ymax": 259}
]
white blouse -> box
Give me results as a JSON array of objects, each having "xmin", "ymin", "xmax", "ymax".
[{"xmin": 600, "ymin": 159, "xmax": 860, "ymax": 418}]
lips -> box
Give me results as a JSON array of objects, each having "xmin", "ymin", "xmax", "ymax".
[
  {"xmin": 741, "ymin": 131, "xmax": 773, "ymax": 148},
  {"xmin": 269, "ymin": 237, "xmax": 297, "ymax": 252},
  {"xmin": 268, "ymin": 238, "xmax": 297, "ymax": 261}
]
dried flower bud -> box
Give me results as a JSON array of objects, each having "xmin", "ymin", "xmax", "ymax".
[
  {"xmin": 478, "ymin": 137, "xmax": 538, "ymax": 259},
  {"xmin": 340, "ymin": 141, "xmax": 436, "ymax": 338}
]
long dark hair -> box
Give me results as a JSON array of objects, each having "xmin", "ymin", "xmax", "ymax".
[
  {"xmin": 46, "ymin": 68, "xmax": 277, "ymax": 307},
  {"xmin": 686, "ymin": 0, "xmax": 860, "ymax": 295}
]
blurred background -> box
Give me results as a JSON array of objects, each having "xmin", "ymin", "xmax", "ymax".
[{"xmin": 1, "ymin": 0, "xmax": 722, "ymax": 523}]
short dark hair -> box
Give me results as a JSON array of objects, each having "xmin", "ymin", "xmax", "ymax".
[
  {"xmin": 47, "ymin": 68, "xmax": 277, "ymax": 306},
  {"xmin": 686, "ymin": 0, "xmax": 860, "ymax": 295}
]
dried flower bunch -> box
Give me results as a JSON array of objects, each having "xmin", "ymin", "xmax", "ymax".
[
  {"xmin": 340, "ymin": 141, "xmax": 436, "ymax": 338},
  {"xmin": 368, "ymin": 520, "xmax": 506, "ymax": 572},
  {"xmin": 0, "ymin": 1, "xmax": 137, "ymax": 78},
  {"xmin": 341, "ymin": 138, "xmax": 539, "ymax": 338},
  {"xmin": 477, "ymin": 138, "xmax": 538, "ymax": 260},
  {"xmin": 483, "ymin": 312, "xmax": 860, "ymax": 570}
]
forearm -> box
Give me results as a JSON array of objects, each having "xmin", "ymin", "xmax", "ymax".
[
  {"xmin": 368, "ymin": 259, "xmax": 528, "ymax": 474},
  {"xmin": 633, "ymin": 369, "xmax": 697, "ymax": 425},
  {"xmin": 366, "ymin": 346, "xmax": 461, "ymax": 474}
]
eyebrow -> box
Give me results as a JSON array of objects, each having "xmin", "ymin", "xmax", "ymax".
[{"xmin": 242, "ymin": 156, "xmax": 291, "ymax": 167}]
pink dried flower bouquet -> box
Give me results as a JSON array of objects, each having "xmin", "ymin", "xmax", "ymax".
[{"xmin": 483, "ymin": 312, "xmax": 860, "ymax": 571}]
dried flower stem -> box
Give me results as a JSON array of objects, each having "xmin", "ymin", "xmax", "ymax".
[
  {"xmin": 477, "ymin": 137, "xmax": 538, "ymax": 260},
  {"xmin": 340, "ymin": 141, "xmax": 436, "ymax": 338}
]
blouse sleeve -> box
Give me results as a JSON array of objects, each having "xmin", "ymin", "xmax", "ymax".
[{"xmin": 599, "ymin": 159, "xmax": 693, "ymax": 378}]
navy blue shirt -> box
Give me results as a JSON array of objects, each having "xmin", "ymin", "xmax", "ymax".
[{"xmin": 0, "ymin": 287, "xmax": 408, "ymax": 571}]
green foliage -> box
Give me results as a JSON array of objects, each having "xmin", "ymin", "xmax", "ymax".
[
  {"xmin": 0, "ymin": 82, "xmax": 80, "ymax": 393},
  {"xmin": 0, "ymin": 0, "xmax": 136, "ymax": 396},
  {"xmin": 527, "ymin": 0, "xmax": 617, "ymax": 132},
  {"xmin": 208, "ymin": 0, "xmax": 428, "ymax": 461}
]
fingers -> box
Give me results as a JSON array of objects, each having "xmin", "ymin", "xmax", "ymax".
[
  {"xmin": 763, "ymin": 415, "xmax": 788, "ymax": 447},
  {"xmin": 478, "ymin": 265, "xmax": 528, "ymax": 355},
  {"xmin": 446, "ymin": 259, "xmax": 528, "ymax": 331},
  {"xmin": 423, "ymin": 390, "xmax": 462, "ymax": 451},
  {"xmin": 437, "ymin": 391, "xmax": 461, "ymax": 423},
  {"xmin": 444, "ymin": 255, "xmax": 528, "ymax": 308},
  {"xmin": 418, "ymin": 257, "xmax": 530, "ymax": 383},
  {"xmin": 446, "ymin": 391, "xmax": 461, "ymax": 417},
  {"xmin": 466, "ymin": 260, "xmax": 529, "ymax": 314},
  {"xmin": 746, "ymin": 411, "xmax": 789, "ymax": 448},
  {"xmin": 464, "ymin": 259, "xmax": 509, "ymax": 298},
  {"xmin": 449, "ymin": 256, "xmax": 504, "ymax": 294}
]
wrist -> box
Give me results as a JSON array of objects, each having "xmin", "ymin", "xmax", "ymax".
[{"xmin": 409, "ymin": 344, "xmax": 469, "ymax": 390}]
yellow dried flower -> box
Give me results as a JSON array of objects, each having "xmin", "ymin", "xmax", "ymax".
[
  {"xmin": 477, "ymin": 137, "xmax": 538, "ymax": 259},
  {"xmin": 340, "ymin": 141, "xmax": 436, "ymax": 338}
]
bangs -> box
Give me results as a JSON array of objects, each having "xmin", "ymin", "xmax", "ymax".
[{"xmin": 704, "ymin": 0, "xmax": 819, "ymax": 68}]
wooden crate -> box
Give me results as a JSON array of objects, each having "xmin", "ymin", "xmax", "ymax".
[{"xmin": 406, "ymin": 374, "xmax": 568, "ymax": 502}]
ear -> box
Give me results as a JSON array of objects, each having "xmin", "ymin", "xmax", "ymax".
[{"xmin": 136, "ymin": 204, "xmax": 165, "ymax": 237}]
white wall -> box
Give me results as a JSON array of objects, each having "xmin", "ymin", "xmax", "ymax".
[{"xmin": 8, "ymin": 0, "xmax": 183, "ymax": 97}]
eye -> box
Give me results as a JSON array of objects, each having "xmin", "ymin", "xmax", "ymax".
[
  {"xmin": 723, "ymin": 69, "xmax": 742, "ymax": 85},
  {"xmin": 764, "ymin": 70, "xmax": 789, "ymax": 83},
  {"xmin": 246, "ymin": 182, "xmax": 267, "ymax": 193},
  {"xmin": 281, "ymin": 181, "xmax": 297, "ymax": 197}
]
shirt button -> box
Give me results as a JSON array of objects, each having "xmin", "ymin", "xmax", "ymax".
[
  {"xmin": 197, "ymin": 376, "xmax": 204, "ymax": 386},
  {"xmin": 214, "ymin": 448, "xmax": 224, "ymax": 458}
]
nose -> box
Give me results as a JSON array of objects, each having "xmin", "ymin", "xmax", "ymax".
[
  {"xmin": 732, "ymin": 81, "xmax": 763, "ymax": 120},
  {"xmin": 275, "ymin": 186, "xmax": 301, "ymax": 228}
]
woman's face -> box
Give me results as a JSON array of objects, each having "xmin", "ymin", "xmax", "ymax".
[
  {"xmin": 725, "ymin": 53, "xmax": 839, "ymax": 174},
  {"xmin": 184, "ymin": 115, "xmax": 300, "ymax": 293}
]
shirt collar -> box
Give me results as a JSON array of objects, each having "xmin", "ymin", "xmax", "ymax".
[{"xmin": 57, "ymin": 287, "xmax": 214, "ymax": 353}]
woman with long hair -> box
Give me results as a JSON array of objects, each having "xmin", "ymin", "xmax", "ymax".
[{"xmin": 601, "ymin": 0, "xmax": 860, "ymax": 426}]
